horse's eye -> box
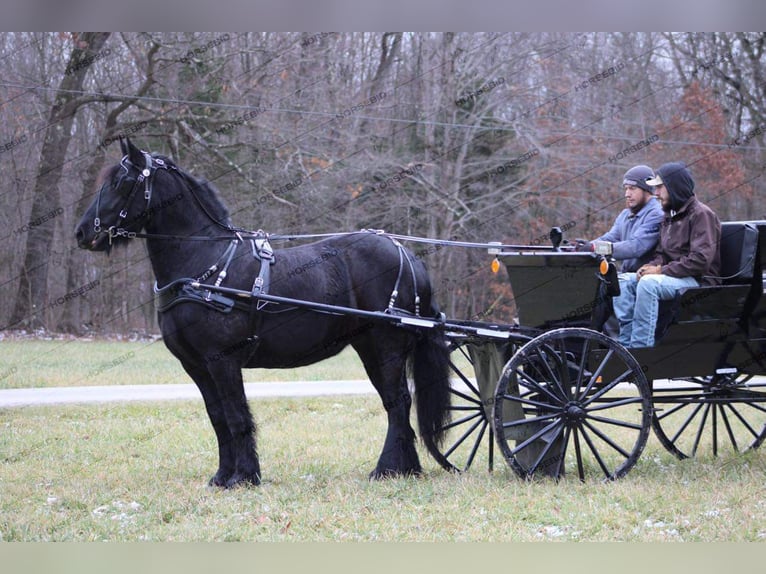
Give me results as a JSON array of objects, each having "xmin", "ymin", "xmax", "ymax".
[
  {"xmin": 114, "ymin": 172, "xmax": 136, "ymax": 194},
  {"xmin": 112, "ymin": 159, "xmax": 137, "ymax": 193}
]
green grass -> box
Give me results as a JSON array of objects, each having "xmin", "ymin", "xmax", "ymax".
[
  {"xmin": 2, "ymin": 338, "xmax": 766, "ymax": 542},
  {"xmin": 2, "ymin": 396, "xmax": 766, "ymax": 541},
  {"xmin": 0, "ymin": 338, "xmax": 369, "ymax": 389}
]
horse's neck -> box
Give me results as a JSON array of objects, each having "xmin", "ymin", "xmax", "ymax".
[
  {"xmin": 143, "ymin": 205, "xmax": 235, "ymax": 287},
  {"xmin": 146, "ymin": 237, "xmax": 234, "ymax": 287}
]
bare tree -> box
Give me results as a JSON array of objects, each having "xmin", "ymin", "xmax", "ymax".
[
  {"xmin": 1, "ymin": 32, "xmax": 763, "ymax": 334},
  {"xmin": 10, "ymin": 32, "xmax": 111, "ymax": 330}
]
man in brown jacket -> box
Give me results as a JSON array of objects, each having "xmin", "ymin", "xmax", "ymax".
[{"xmin": 613, "ymin": 162, "xmax": 721, "ymax": 347}]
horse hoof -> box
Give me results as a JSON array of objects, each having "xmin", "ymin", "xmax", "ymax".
[
  {"xmin": 368, "ymin": 467, "xmax": 422, "ymax": 480},
  {"xmin": 208, "ymin": 469, "xmax": 233, "ymax": 488},
  {"xmin": 224, "ymin": 472, "xmax": 262, "ymax": 489}
]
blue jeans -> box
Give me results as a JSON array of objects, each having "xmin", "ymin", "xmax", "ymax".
[{"xmin": 613, "ymin": 273, "xmax": 699, "ymax": 348}]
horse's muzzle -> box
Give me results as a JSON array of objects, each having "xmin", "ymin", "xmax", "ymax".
[{"xmin": 75, "ymin": 224, "xmax": 108, "ymax": 251}]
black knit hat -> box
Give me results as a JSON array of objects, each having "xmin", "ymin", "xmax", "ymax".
[{"xmin": 622, "ymin": 165, "xmax": 655, "ymax": 193}]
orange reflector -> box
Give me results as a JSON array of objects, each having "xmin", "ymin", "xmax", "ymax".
[
  {"xmin": 491, "ymin": 258, "xmax": 500, "ymax": 273},
  {"xmin": 599, "ymin": 259, "xmax": 609, "ymax": 275},
  {"xmin": 596, "ymin": 376, "xmax": 603, "ymax": 384}
]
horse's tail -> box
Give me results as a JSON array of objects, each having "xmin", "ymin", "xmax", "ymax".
[{"xmin": 411, "ymin": 312, "xmax": 452, "ymax": 467}]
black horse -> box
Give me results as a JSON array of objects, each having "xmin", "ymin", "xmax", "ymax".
[{"xmin": 75, "ymin": 138, "xmax": 451, "ymax": 488}]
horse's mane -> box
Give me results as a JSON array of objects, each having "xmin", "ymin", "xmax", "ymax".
[
  {"xmin": 154, "ymin": 154, "xmax": 232, "ymax": 227},
  {"xmin": 95, "ymin": 152, "xmax": 233, "ymax": 228},
  {"xmin": 95, "ymin": 163, "xmax": 119, "ymax": 190}
]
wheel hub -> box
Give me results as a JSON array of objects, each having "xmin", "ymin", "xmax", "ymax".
[{"xmin": 564, "ymin": 402, "xmax": 586, "ymax": 423}]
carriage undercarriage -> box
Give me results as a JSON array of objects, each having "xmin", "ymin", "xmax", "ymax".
[{"xmin": 441, "ymin": 329, "xmax": 766, "ymax": 481}]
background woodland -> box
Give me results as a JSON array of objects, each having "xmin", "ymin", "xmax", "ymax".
[{"xmin": 0, "ymin": 32, "xmax": 764, "ymax": 334}]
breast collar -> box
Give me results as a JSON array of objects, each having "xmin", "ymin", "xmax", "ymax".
[{"xmin": 154, "ymin": 233, "xmax": 276, "ymax": 315}]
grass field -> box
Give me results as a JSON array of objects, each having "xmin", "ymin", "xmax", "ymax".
[
  {"xmin": 0, "ymin": 337, "xmax": 369, "ymax": 389},
  {"xmin": 2, "ymin": 397, "xmax": 766, "ymax": 541},
  {"xmin": 2, "ymin": 338, "xmax": 766, "ymax": 542}
]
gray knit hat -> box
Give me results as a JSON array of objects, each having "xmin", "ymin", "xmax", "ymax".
[{"xmin": 622, "ymin": 165, "xmax": 655, "ymax": 193}]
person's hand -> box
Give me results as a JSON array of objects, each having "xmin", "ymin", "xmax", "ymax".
[
  {"xmin": 637, "ymin": 264, "xmax": 661, "ymax": 279},
  {"xmin": 574, "ymin": 239, "xmax": 591, "ymax": 252}
]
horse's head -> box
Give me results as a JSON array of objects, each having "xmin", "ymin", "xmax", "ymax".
[{"xmin": 76, "ymin": 137, "xmax": 163, "ymax": 253}]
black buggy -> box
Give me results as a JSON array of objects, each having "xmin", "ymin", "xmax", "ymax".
[{"xmin": 436, "ymin": 220, "xmax": 766, "ymax": 480}]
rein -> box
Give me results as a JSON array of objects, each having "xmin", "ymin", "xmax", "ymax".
[
  {"xmin": 265, "ymin": 230, "xmax": 550, "ymax": 252},
  {"xmin": 98, "ymin": 147, "xmax": 533, "ymax": 326},
  {"xmin": 97, "ymin": 153, "xmax": 533, "ymax": 251},
  {"xmin": 96, "ymin": 150, "xmax": 257, "ymax": 245},
  {"xmin": 98, "ymin": 148, "xmax": 548, "ymax": 253},
  {"xmin": 108, "ymin": 225, "xmax": 537, "ymax": 252}
]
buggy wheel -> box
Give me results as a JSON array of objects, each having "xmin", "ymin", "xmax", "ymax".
[
  {"xmin": 493, "ymin": 328, "xmax": 652, "ymax": 481},
  {"xmin": 651, "ymin": 373, "xmax": 766, "ymax": 459},
  {"xmin": 434, "ymin": 337, "xmax": 522, "ymax": 473}
]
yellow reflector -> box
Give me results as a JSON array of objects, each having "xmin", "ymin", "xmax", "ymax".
[
  {"xmin": 599, "ymin": 259, "xmax": 609, "ymax": 275},
  {"xmin": 491, "ymin": 258, "xmax": 500, "ymax": 273}
]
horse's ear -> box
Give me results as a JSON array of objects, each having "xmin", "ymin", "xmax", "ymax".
[{"xmin": 122, "ymin": 137, "xmax": 144, "ymax": 166}]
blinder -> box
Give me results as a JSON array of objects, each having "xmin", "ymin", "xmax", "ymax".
[{"xmin": 93, "ymin": 149, "xmax": 167, "ymax": 241}]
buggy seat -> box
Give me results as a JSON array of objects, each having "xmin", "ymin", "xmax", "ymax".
[{"xmin": 655, "ymin": 221, "xmax": 760, "ymax": 342}]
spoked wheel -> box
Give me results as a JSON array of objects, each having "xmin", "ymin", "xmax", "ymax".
[
  {"xmin": 434, "ymin": 337, "xmax": 521, "ymax": 473},
  {"xmin": 651, "ymin": 373, "xmax": 766, "ymax": 459},
  {"xmin": 493, "ymin": 328, "xmax": 652, "ymax": 481}
]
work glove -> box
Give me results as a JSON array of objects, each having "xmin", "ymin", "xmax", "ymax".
[
  {"xmin": 574, "ymin": 239, "xmax": 591, "ymax": 252},
  {"xmin": 591, "ymin": 240, "xmax": 613, "ymax": 255}
]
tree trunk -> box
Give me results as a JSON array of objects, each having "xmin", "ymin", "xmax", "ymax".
[
  {"xmin": 58, "ymin": 36, "xmax": 159, "ymax": 334},
  {"xmin": 9, "ymin": 32, "xmax": 110, "ymax": 331}
]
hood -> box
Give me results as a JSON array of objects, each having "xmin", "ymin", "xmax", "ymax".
[{"xmin": 657, "ymin": 162, "xmax": 695, "ymax": 212}]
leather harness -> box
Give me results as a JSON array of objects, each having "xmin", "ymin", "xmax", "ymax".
[
  {"xmin": 106, "ymin": 149, "xmax": 422, "ymax": 338},
  {"xmin": 154, "ymin": 233, "xmax": 276, "ymax": 322}
]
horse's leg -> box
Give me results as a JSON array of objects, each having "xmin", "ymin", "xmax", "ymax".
[
  {"xmin": 180, "ymin": 362, "xmax": 236, "ymax": 487},
  {"xmin": 205, "ymin": 359, "xmax": 261, "ymax": 488},
  {"xmin": 353, "ymin": 331, "xmax": 421, "ymax": 479}
]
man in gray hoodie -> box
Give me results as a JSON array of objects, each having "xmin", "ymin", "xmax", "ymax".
[
  {"xmin": 613, "ymin": 162, "xmax": 721, "ymax": 347},
  {"xmin": 581, "ymin": 165, "xmax": 664, "ymax": 272}
]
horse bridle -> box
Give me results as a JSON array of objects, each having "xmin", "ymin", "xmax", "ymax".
[
  {"xmin": 95, "ymin": 148, "xmax": 251, "ymax": 245},
  {"xmin": 93, "ymin": 147, "xmax": 275, "ymax": 304},
  {"xmin": 93, "ymin": 151, "xmax": 167, "ymax": 241}
]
